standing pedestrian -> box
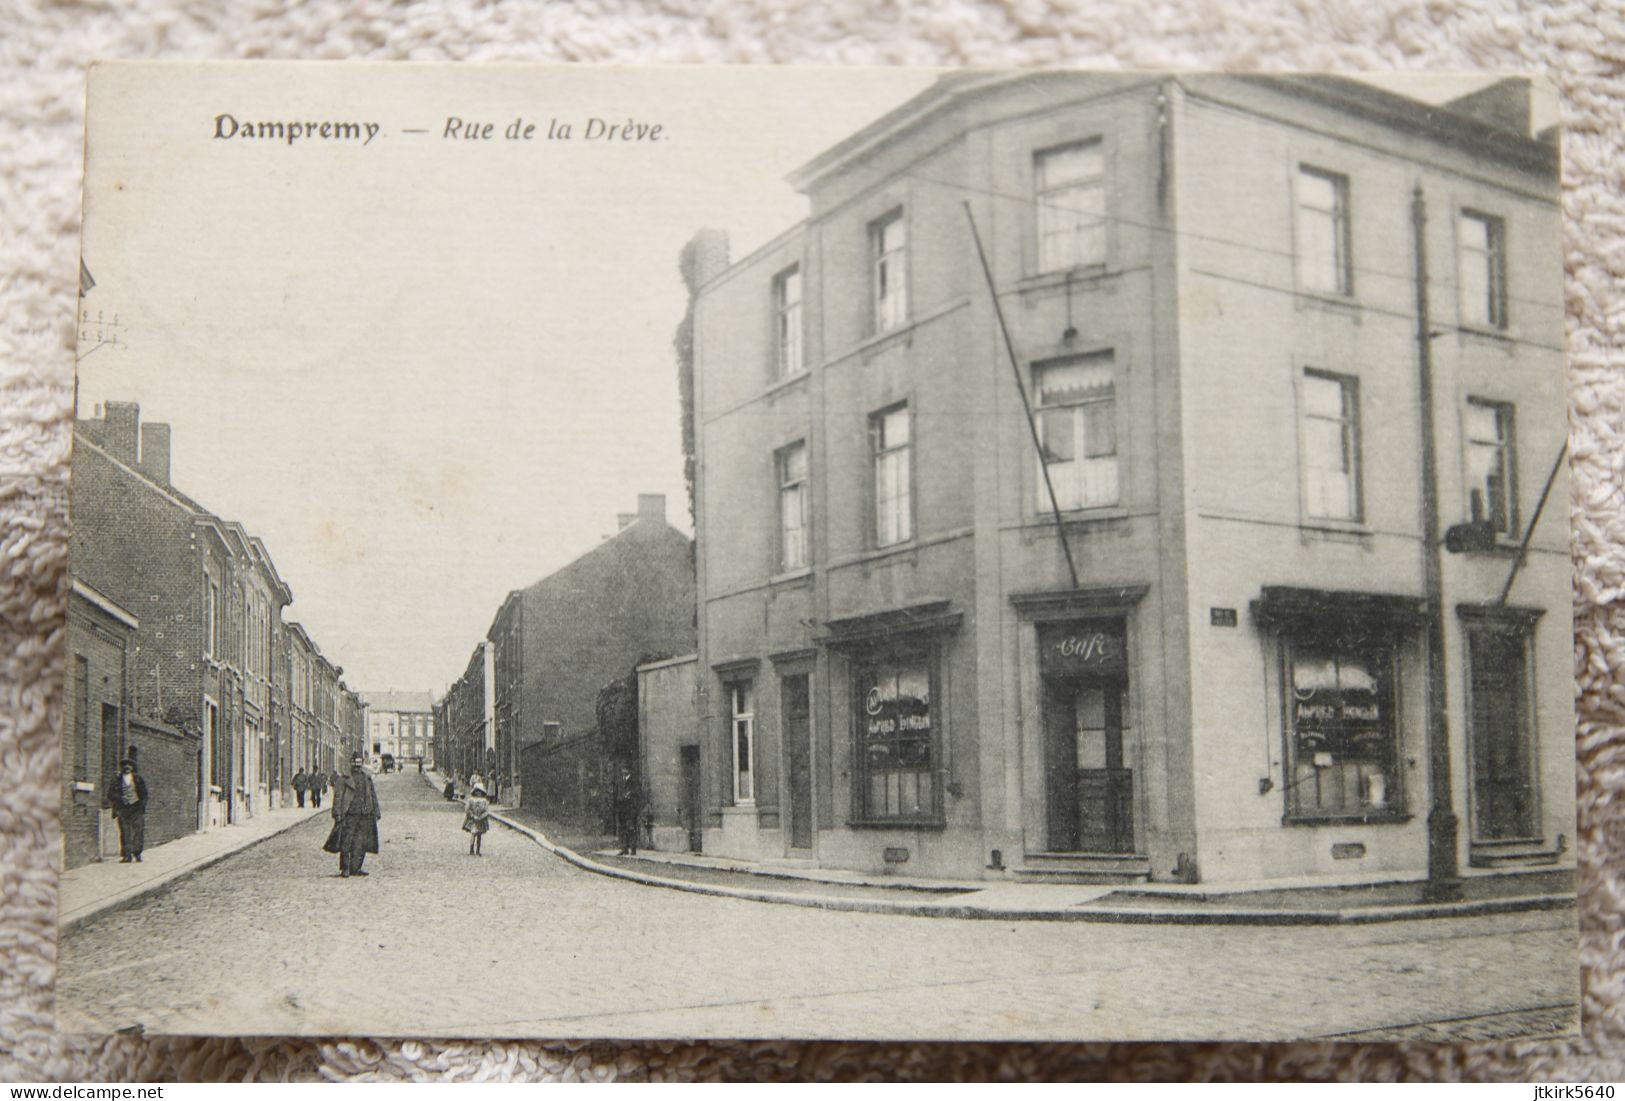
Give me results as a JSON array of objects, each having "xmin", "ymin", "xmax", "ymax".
[
  {"xmin": 462, "ymin": 783, "xmax": 490, "ymax": 856},
  {"xmin": 104, "ymin": 757, "xmax": 148, "ymax": 863},
  {"xmin": 311, "ymin": 767, "xmax": 328, "ymax": 809},
  {"xmin": 614, "ymin": 767, "xmax": 644, "ymax": 856},
  {"xmin": 323, "ymin": 753, "xmax": 380, "ymax": 877},
  {"xmin": 292, "ymin": 767, "xmax": 308, "ymax": 808}
]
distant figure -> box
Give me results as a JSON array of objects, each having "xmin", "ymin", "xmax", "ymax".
[
  {"xmin": 442, "ymin": 778, "xmax": 457, "ymax": 801},
  {"xmin": 292, "ymin": 767, "xmax": 309, "ymax": 808},
  {"xmin": 614, "ymin": 767, "xmax": 644, "ymax": 856},
  {"xmin": 310, "ymin": 767, "xmax": 328, "ymax": 808},
  {"xmin": 104, "ymin": 757, "xmax": 148, "ymax": 863},
  {"xmin": 418, "ymin": 759, "xmax": 424, "ymax": 774},
  {"xmin": 462, "ymin": 784, "xmax": 490, "ymax": 856},
  {"xmin": 324, "ymin": 753, "xmax": 381, "ymax": 877}
]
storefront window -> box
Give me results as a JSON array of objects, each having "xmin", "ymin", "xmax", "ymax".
[
  {"xmin": 1285, "ymin": 635, "xmax": 1400, "ymax": 821},
  {"xmin": 855, "ymin": 652, "xmax": 938, "ymax": 822}
]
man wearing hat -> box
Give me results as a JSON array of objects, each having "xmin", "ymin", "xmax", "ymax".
[
  {"xmin": 103, "ymin": 755, "xmax": 148, "ymax": 863},
  {"xmin": 323, "ymin": 753, "xmax": 381, "ymax": 877}
]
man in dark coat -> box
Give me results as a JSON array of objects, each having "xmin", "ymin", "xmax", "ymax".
[
  {"xmin": 104, "ymin": 757, "xmax": 148, "ymax": 862},
  {"xmin": 614, "ymin": 767, "xmax": 644, "ymax": 856},
  {"xmin": 292, "ymin": 767, "xmax": 308, "ymax": 808},
  {"xmin": 324, "ymin": 753, "xmax": 380, "ymax": 877},
  {"xmin": 310, "ymin": 767, "xmax": 328, "ymax": 808}
]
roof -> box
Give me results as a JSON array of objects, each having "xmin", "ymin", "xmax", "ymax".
[
  {"xmin": 360, "ymin": 689, "xmax": 436, "ymax": 714},
  {"xmin": 787, "ymin": 71, "xmax": 1555, "ymax": 195}
]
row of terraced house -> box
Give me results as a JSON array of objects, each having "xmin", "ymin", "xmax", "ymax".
[{"xmin": 64, "ymin": 401, "xmax": 366, "ymax": 868}]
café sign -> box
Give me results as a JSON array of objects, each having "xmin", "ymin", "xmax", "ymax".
[{"xmin": 1038, "ymin": 621, "xmax": 1127, "ymax": 678}]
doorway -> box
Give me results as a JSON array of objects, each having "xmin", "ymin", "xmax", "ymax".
[
  {"xmin": 679, "ymin": 745, "xmax": 702, "ymax": 853},
  {"xmin": 1043, "ymin": 676, "xmax": 1134, "ymax": 853},
  {"xmin": 782, "ymin": 673, "xmax": 813, "ymax": 850}
]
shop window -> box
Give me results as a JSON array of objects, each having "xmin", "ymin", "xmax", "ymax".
[
  {"xmin": 1302, "ymin": 370, "xmax": 1361, "ymax": 522},
  {"xmin": 854, "ymin": 651, "xmax": 938, "ymax": 823},
  {"xmin": 777, "ymin": 440, "xmax": 809, "ymax": 570},
  {"xmin": 1035, "ymin": 139, "xmax": 1106, "ymax": 272},
  {"xmin": 870, "ymin": 209, "xmax": 907, "ymax": 333},
  {"xmin": 1465, "ymin": 618, "xmax": 1538, "ymax": 841},
  {"xmin": 729, "ymin": 680, "xmax": 755, "ymax": 805},
  {"xmin": 1283, "ymin": 633, "xmax": 1401, "ymax": 821},
  {"xmin": 1458, "ymin": 210, "xmax": 1508, "ymax": 330},
  {"xmin": 870, "ymin": 403, "xmax": 913, "ymax": 547},
  {"xmin": 1035, "ymin": 353, "xmax": 1118, "ymax": 511},
  {"xmin": 1296, "ymin": 166, "xmax": 1352, "ymax": 296},
  {"xmin": 774, "ymin": 264, "xmax": 803, "ymax": 378},
  {"xmin": 1465, "ymin": 399, "xmax": 1517, "ymax": 537}
]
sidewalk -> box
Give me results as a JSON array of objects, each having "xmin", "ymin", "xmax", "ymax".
[
  {"xmin": 59, "ymin": 803, "xmax": 327, "ymax": 931},
  {"xmin": 487, "ymin": 801, "xmax": 1577, "ymax": 925}
]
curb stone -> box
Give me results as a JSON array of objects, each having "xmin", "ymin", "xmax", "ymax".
[{"xmin": 488, "ymin": 811, "xmax": 1578, "ymax": 926}]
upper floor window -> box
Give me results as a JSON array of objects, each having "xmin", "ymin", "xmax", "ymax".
[
  {"xmin": 774, "ymin": 265, "xmax": 803, "ymax": 378},
  {"xmin": 1458, "ymin": 211, "xmax": 1508, "ymax": 330},
  {"xmin": 205, "ymin": 579, "xmax": 219, "ymax": 660},
  {"xmin": 1465, "ymin": 398, "xmax": 1518, "ymax": 537},
  {"xmin": 870, "ymin": 209, "xmax": 907, "ymax": 333},
  {"xmin": 1301, "ymin": 370, "xmax": 1361, "ymax": 523},
  {"xmin": 1035, "ymin": 140, "xmax": 1106, "ymax": 272},
  {"xmin": 870, "ymin": 403, "xmax": 913, "ymax": 547},
  {"xmin": 1296, "ymin": 166, "xmax": 1352, "ymax": 297},
  {"xmin": 777, "ymin": 440, "xmax": 809, "ymax": 571},
  {"xmin": 1035, "ymin": 352, "xmax": 1118, "ymax": 511}
]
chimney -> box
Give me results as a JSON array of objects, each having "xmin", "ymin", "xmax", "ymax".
[
  {"xmin": 139, "ymin": 422, "xmax": 171, "ymax": 485},
  {"xmin": 1444, "ymin": 78, "xmax": 1533, "ymax": 137},
  {"xmin": 638, "ymin": 493, "xmax": 666, "ymax": 523},
  {"xmin": 104, "ymin": 401, "xmax": 140, "ymax": 466},
  {"xmin": 616, "ymin": 513, "xmax": 637, "ymax": 531},
  {"xmin": 682, "ymin": 228, "xmax": 731, "ymax": 290}
]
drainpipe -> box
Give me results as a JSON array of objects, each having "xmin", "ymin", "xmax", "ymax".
[{"xmin": 1411, "ymin": 182, "xmax": 1463, "ymax": 903}]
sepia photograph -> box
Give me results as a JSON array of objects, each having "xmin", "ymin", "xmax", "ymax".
[{"xmin": 56, "ymin": 61, "xmax": 1578, "ymax": 1043}]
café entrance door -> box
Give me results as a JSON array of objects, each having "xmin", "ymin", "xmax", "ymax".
[{"xmin": 1037, "ymin": 619, "xmax": 1134, "ymax": 854}]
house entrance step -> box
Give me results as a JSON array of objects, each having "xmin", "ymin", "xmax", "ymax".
[
  {"xmin": 1469, "ymin": 841, "xmax": 1564, "ymax": 869},
  {"xmin": 1011, "ymin": 851, "xmax": 1153, "ymax": 884}
]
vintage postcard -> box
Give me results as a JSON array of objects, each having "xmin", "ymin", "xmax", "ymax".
[{"xmin": 60, "ymin": 62, "xmax": 1577, "ymax": 1041}]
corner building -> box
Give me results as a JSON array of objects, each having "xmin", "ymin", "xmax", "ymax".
[{"xmin": 688, "ymin": 73, "xmax": 1571, "ymax": 885}]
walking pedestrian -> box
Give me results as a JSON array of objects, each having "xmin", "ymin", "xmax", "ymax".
[
  {"xmin": 614, "ymin": 767, "xmax": 644, "ymax": 856},
  {"xmin": 292, "ymin": 767, "xmax": 308, "ymax": 808},
  {"xmin": 311, "ymin": 767, "xmax": 328, "ymax": 808},
  {"xmin": 462, "ymin": 783, "xmax": 490, "ymax": 856},
  {"xmin": 104, "ymin": 757, "xmax": 148, "ymax": 863},
  {"xmin": 323, "ymin": 753, "xmax": 381, "ymax": 877}
]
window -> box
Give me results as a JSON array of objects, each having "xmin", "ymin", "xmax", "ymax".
[
  {"xmin": 1284, "ymin": 633, "xmax": 1400, "ymax": 821},
  {"xmin": 870, "ymin": 209, "xmax": 907, "ymax": 332},
  {"xmin": 870, "ymin": 403, "xmax": 912, "ymax": 546},
  {"xmin": 1035, "ymin": 140, "xmax": 1106, "ymax": 272},
  {"xmin": 1296, "ymin": 166, "xmax": 1351, "ymax": 296},
  {"xmin": 774, "ymin": 265, "xmax": 803, "ymax": 378},
  {"xmin": 1465, "ymin": 399, "xmax": 1517, "ymax": 537},
  {"xmin": 1035, "ymin": 353, "xmax": 1118, "ymax": 511},
  {"xmin": 777, "ymin": 440, "xmax": 809, "ymax": 571},
  {"xmin": 1301, "ymin": 370, "xmax": 1361, "ymax": 522},
  {"xmin": 73, "ymin": 654, "xmax": 89, "ymax": 782},
  {"xmin": 205, "ymin": 579, "xmax": 219, "ymax": 659},
  {"xmin": 1459, "ymin": 211, "xmax": 1507, "ymax": 329},
  {"xmin": 729, "ymin": 681, "xmax": 755, "ymax": 804},
  {"xmin": 855, "ymin": 651, "xmax": 938, "ymax": 822},
  {"xmin": 1463, "ymin": 614, "xmax": 1538, "ymax": 841}
]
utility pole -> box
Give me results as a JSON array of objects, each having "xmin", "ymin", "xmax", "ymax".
[
  {"xmin": 1412, "ymin": 183, "xmax": 1463, "ymax": 903},
  {"xmin": 962, "ymin": 201, "xmax": 1081, "ymax": 591}
]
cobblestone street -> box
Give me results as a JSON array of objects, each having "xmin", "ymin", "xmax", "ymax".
[{"xmin": 57, "ymin": 771, "xmax": 1578, "ymax": 1041}]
